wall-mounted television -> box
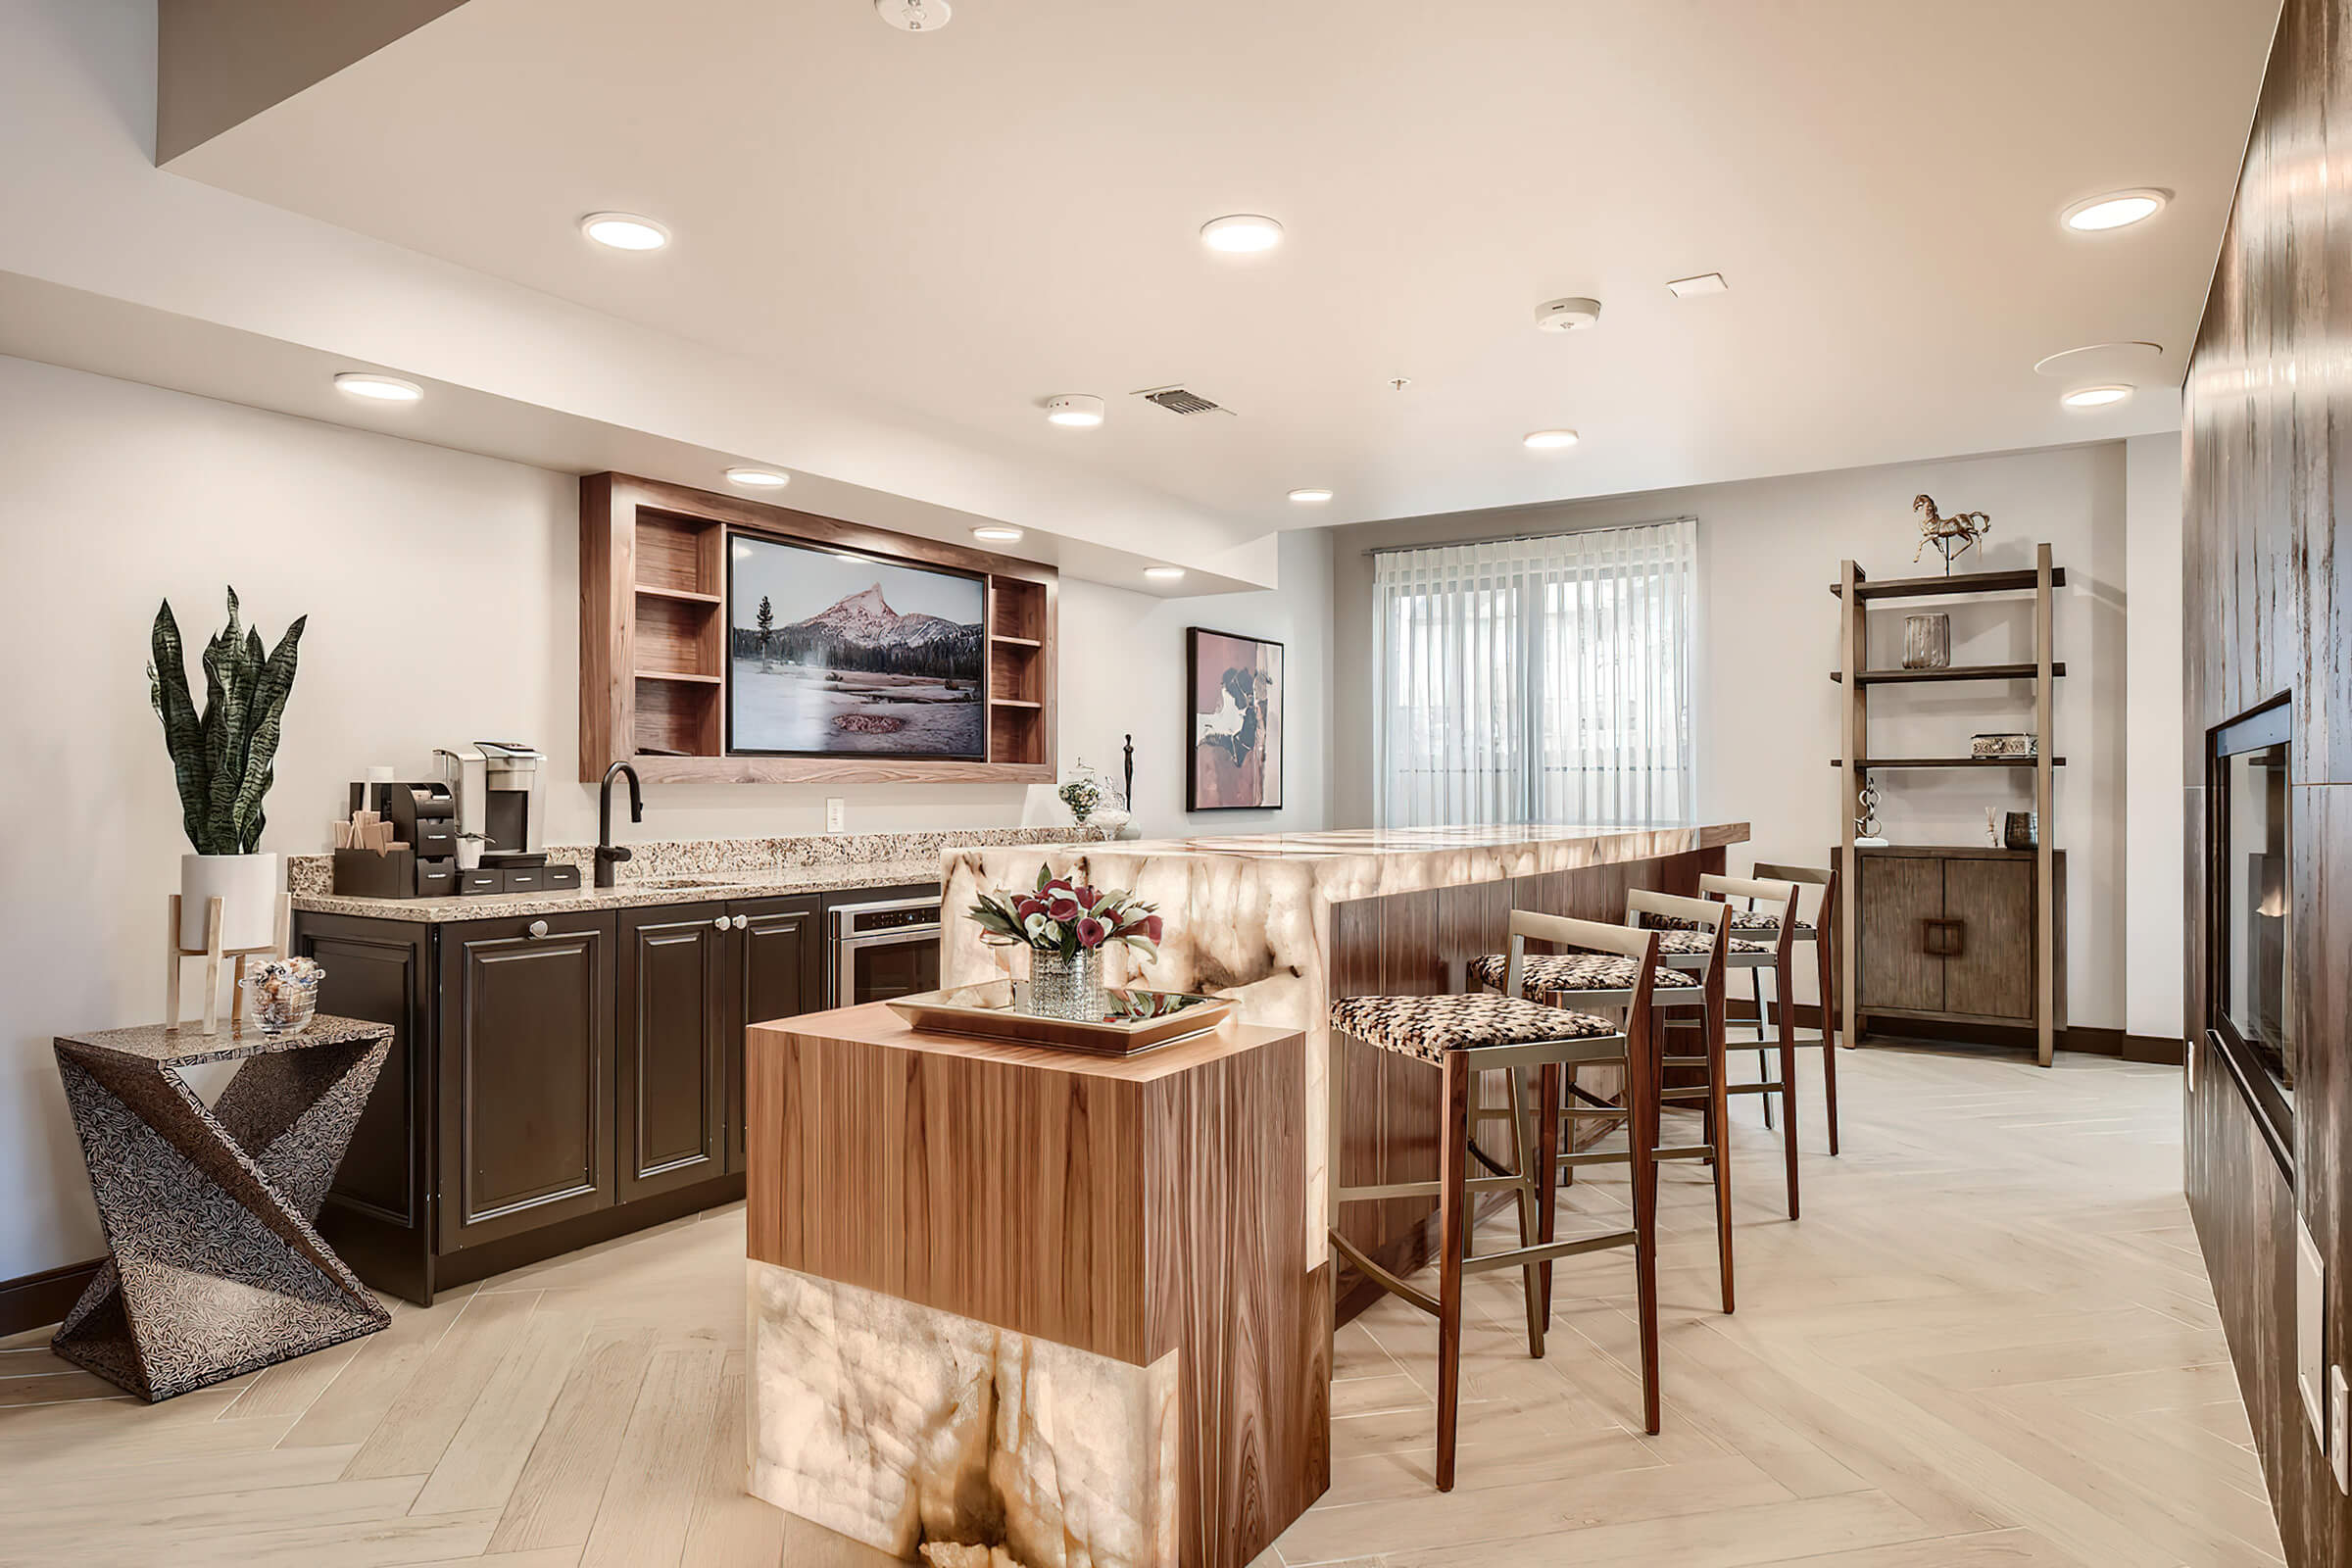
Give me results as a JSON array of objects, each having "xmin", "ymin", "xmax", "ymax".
[
  {"xmin": 725, "ymin": 531, "xmax": 986, "ymax": 760},
  {"xmin": 2207, "ymin": 693, "xmax": 2292, "ymax": 1170}
]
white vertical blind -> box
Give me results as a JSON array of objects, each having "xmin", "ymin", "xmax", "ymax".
[{"xmin": 1371, "ymin": 519, "xmax": 1697, "ymax": 828}]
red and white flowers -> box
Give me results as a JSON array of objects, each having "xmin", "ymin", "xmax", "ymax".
[{"xmin": 969, "ymin": 865, "xmax": 1162, "ymax": 961}]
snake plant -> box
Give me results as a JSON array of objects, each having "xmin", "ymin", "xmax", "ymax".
[{"xmin": 147, "ymin": 587, "xmax": 307, "ymax": 856}]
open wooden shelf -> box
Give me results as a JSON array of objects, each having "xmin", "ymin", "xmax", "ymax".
[
  {"xmin": 582, "ymin": 474, "xmax": 1057, "ymax": 784},
  {"xmin": 1831, "ymin": 756, "xmax": 2065, "ymax": 768},
  {"xmin": 1829, "ymin": 565, "xmax": 2067, "ymax": 600},
  {"xmin": 1832, "ymin": 662, "xmax": 2065, "ymax": 684}
]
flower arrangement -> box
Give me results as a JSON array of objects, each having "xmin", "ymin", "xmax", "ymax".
[{"xmin": 968, "ymin": 865, "xmax": 1162, "ymax": 960}]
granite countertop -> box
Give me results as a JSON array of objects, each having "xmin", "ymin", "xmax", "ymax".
[
  {"xmin": 291, "ymin": 858, "xmax": 948, "ymax": 923},
  {"xmin": 1067, "ymin": 823, "xmax": 1751, "ymax": 863}
]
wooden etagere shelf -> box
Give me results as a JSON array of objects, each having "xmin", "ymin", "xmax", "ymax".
[
  {"xmin": 580, "ymin": 473, "xmax": 1057, "ymax": 785},
  {"xmin": 1833, "ymin": 545, "xmax": 2061, "ymax": 1065}
]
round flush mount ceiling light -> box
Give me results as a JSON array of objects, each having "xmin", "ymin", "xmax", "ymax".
[
  {"xmin": 724, "ymin": 466, "xmax": 790, "ymax": 488},
  {"xmin": 1288, "ymin": 487, "xmax": 1334, "ymax": 504},
  {"xmin": 2062, "ymin": 188, "xmax": 2171, "ymax": 232},
  {"xmin": 333, "ymin": 372, "xmax": 422, "ymax": 403},
  {"xmin": 1523, "ymin": 428, "xmax": 1581, "ymax": 451},
  {"xmin": 2061, "ymin": 384, "xmax": 2133, "ymax": 409},
  {"xmin": 1535, "ymin": 297, "xmax": 1603, "ymax": 332},
  {"xmin": 874, "ymin": 0, "xmax": 951, "ymax": 30},
  {"xmin": 1144, "ymin": 565, "xmax": 1187, "ymax": 581},
  {"xmin": 579, "ymin": 213, "xmax": 670, "ymax": 251},
  {"xmin": 1200, "ymin": 215, "xmax": 1285, "ymax": 254},
  {"xmin": 972, "ymin": 525, "xmax": 1024, "ymax": 542},
  {"xmin": 1044, "ymin": 394, "xmax": 1105, "ymax": 427}
]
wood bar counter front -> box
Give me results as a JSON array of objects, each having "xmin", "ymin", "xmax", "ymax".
[
  {"xmin": 744, "ymin": 1002, "xmax": 1326, "ymax": 1568},
  {"xmin": 942, "ymin": 823, "xmax": 1747, "ymax": 1320}
]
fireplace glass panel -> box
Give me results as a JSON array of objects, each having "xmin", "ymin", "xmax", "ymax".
[{"xmin": 2220, "ymin": 740, "xmax": 2290, "ymax": 1097}]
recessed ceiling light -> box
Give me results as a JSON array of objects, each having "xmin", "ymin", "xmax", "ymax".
[
  {"xmin": 972, "ymin": 525, "xmax": 1024, "ymax": 542},
  {"xmin": 1288, "ymin": 488, "xmax": 1334, "ymax": 504},
  {"xmin": 1666, "ymin": 272, "xmax": 1728, "ymax": 297},
  {"xmin": 873, "ymin": 0, "xmax": 951, "ymax": 29},
  {"xmin": 1200, "ymin": 215, "xmax": 1285, "ymax": 254},
  {"xmin": 1144, "ymin": 565, "xmax": 1186, "ymax": 581},
  {"xmin": 2061, "ymin": 385, "xmax": 2133, "ymax": 409},
  {"xmin": 1044, "ymin": 394, "xmax": 1104, "ymax": 427},
  {"xmin": 2062, "ymin": 189, "xmax": 2171, "ymax": 232},
  {"xmin": 1535, "ymin": 297, "xmax": 1603, "ymax": 332},
  {"xmin": 333, "ymin": 372, "xmax": 422, "ymax": 403},
  {"xmin": 579, "ymin": 213, "xmax": 670, "ymax": 251},
  {"xmin": 724, "ymin": 466, "xmax": 790, "ymax": 488},
  {"xmin": 1523, "ymin": 429, "xmax": 1581, "ymax": 451}
]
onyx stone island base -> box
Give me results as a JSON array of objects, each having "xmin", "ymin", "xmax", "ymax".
[{"xmin": 50, "ymin": 1016, "xmax": 394, "ymax": 1401}]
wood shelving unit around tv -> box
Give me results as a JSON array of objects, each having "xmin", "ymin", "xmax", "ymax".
[
  {"xmin": 579, "ymin": 473, "xmax": 1056, "ymax": 785},
  {"xmin": 1832, "ymin": 546, "xmax": 2061, "ymax": 1066}
]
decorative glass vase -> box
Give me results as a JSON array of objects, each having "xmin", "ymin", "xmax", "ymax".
[{"xmin": 1026, "ymin": 947, "xmax": 1107, "ymax": 1021}]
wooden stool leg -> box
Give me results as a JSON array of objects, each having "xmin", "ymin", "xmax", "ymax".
[
  {"xmin": 1753, "ymin": 966, "xmax": 1774, "ymax": 1129},
  {"xmin": 1814, "ymin": 933, "xmax": 1841, "ymax": 1154},
  {"xmin": 1776, "ymin": 948, "xmax": 1800, "ymax": 1219},
  {"xmin": 1629, "ymin": 1005, "xmax": 1663, "ymax": 1436},
  {"xmin": 1436, "ymin": 1051, "xmax": 1472, "ymax": 1492},
  {"xmin": 1705, "ymin": 971, "xmax": 1736, "ymax": 1316},
  {"xmin": 1504, "ymin": 1065, "xmax": 1545, "ymax": 1359},
  {"xmin": 1536, "ymin": 1061, "xmax": 1562, "ymax": 1326},
  {"xmin": 200, "ymin": 897, "xmax": 225, "ymax": 1038}
]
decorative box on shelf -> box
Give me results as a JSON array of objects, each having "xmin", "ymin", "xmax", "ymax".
[{"xmin": 1969, "ymin": 733, "xmax": 2037, "ymax": 758}]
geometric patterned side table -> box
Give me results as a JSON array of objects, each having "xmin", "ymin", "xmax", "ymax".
[{"xmin": 51, "ymin": 1015, "xmax": 393, "ymax": 1401}]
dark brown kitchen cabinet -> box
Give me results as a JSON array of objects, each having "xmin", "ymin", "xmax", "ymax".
[
  {"xmin": 617, "ymin": 907, "xmax": 729, "ymax": 1202},
  {"xmin": 726, "ymin": 896, "xmax": 822, "ymax": 1172},
  {"xmin": 438, "ymin": 912, "xmax": 617, "ymax": 1250}
]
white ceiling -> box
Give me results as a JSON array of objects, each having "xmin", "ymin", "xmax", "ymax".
[{"xmin": 168, "ymin": 0, "xmax": 2277, "ymax": 529}]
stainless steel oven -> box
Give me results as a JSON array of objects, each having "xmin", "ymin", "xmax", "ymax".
[{"xmin": 831, "ymin": 892, "xmax": 942, "ymax": 1006}]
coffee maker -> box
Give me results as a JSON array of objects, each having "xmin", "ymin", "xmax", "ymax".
[{"xmin": 436, "ymin": 741, "xmax": 547, "ymax": 869}]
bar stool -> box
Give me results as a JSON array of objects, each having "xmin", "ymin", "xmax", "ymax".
[
  {"xmin": 1469, "ymin": 895, "xmax": 1740, "ymax": 1314},
  {"xmin": 1329, "ymin": 914, "xmax": 1665, "ymax": 1492},
  {"xmin": 1745, "ymin": 862, "xmax": 1841, "ymax": 1156},
  {"xmin": 1694, "ymin": 874, "xmax": 1803, "ymax": 1218}
]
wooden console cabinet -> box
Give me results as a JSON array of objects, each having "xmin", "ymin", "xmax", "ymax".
[
  {"xmin": 1833, "ymin": 845, "xmax": 2066, "ymax": 1037},
  {"xmin": 296, "ymin": 892, "xmax": 823, "ymax": 1303}
]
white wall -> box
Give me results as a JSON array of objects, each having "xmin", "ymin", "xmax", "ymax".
[
  {"xmin": 1330, "ymin": 442, "xmax": 2138, "ymax": 1028},
  {"xmin": 2125, "ymin": 431, "xmax": 2187, "ymax": 1043},
  {"xmin": 0, "ymin": 354, "xmax": 1330, "ymax": 1282}
]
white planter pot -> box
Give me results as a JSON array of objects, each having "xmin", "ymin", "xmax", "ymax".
[{"xmin": 179, "ymin": 853, "xmax": 282, "ymax": 952}]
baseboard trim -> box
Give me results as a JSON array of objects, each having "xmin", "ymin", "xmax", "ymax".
[
  {"xmin": 0, "ymin": 1257, "xmax": 100, "ymax": 1339},
  {"xmin": 1724, "ymin": 1000, "xmax": 2185, "ymax": 1066}
]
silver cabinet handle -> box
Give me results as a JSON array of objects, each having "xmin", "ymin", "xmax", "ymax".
[
  {"xmin": 734, "ymin": 914, "xmax": 750, "ymax": 930},
  {"xmin": 713, "ymin": 915, "xmax": 731, "ymax": 930},
  {"xmin": 527, "ymin": 919, "xmax": 550, "ymax": 939}
]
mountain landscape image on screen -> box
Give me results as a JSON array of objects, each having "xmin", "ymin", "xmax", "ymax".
[{"xmin": 728, "ymin": 537, "xmax": 985, "ymax": 757}]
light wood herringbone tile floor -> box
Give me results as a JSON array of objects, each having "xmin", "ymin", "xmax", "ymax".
[{"xmin": 0, "ymin": 1043, "xmax": 2283, "ymax": 1568}]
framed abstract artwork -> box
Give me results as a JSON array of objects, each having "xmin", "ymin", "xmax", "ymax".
[{"xmin": 1186, "ymin": 627, "xmax": 1284, "ymax": 811}]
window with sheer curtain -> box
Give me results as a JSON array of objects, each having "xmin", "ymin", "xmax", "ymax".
[{"xmin": 1371, "ymin": 519, "xmax": 1698, "ymax": 828}]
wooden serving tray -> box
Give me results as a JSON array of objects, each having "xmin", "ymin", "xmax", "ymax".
[{"xmin": 886, "ymin": 981, "xmax": 1233, "ymax": 1056}]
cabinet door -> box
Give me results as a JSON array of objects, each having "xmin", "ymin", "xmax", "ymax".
[
  {"xmin": 1857, "ymin": 856, "xmax": 1943, "ymax": 1013},
  {"xmin": 617, "ymin": 906, "xmax": 729, "ymax": 1202},
  {"xmin": 728, "ymin": 897, "xmax": 822, "ymax": 1172},
  {"xmin": 437, "ymin": 913, "xmax": 616, "ymax": 1250},
  {"xmin": 1942, "ymin": 859, "xmax": 2034, "ymax": 1018}
]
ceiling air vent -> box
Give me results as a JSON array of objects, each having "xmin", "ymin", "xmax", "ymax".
[{"xmin": 1134, "ymin": 385, "xmax": 1233, "ymax": 416}]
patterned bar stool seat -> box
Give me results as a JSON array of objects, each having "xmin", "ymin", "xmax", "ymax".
[{"xmin": 1328, "ymin": 913, "xmax": 1666, "ymax": 1493}]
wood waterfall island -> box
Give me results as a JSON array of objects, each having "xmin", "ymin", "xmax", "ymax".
[{"xmin": 940, "ymin": 823, "xmax": 1749, "ymax": 1320}]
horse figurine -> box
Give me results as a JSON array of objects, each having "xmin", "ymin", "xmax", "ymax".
[{"xmin": 1912, "ymin": 494, "xmax": 1991, "ymax": 568}]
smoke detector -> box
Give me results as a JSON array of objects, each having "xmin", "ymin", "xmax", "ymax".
[
  {"xmin": 1535, "ymin": 297, "xmax": 1602, "ymax": 332},
  {"xmin": 874, "ymin": 0, "xmax": 951, "ymax": 31}
]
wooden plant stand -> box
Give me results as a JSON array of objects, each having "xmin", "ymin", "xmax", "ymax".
[{"xmin": 165, "ymin": 892, "xmax": 292, "ymax": 1036}]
